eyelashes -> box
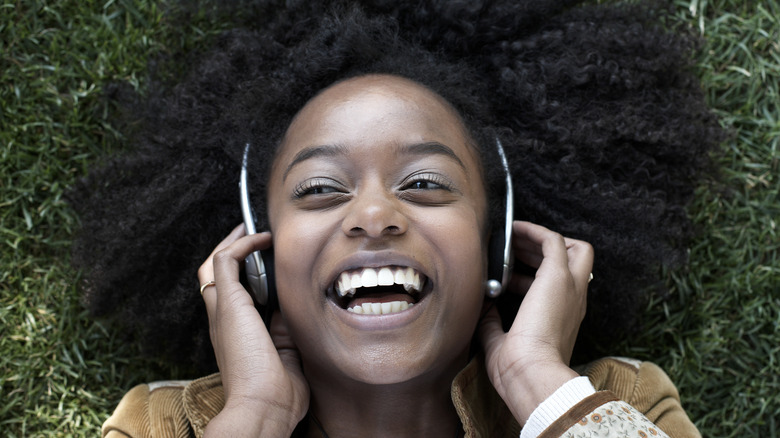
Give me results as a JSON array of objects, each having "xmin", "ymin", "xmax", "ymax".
[
  {"xmin": 399, "ymin": 172, "xmax": 454, "ymax": 192},
  {"xmin": 291, "ymin": 172, "xmax": 457, "ymax": 202},
  {"xmin": 292, "ymin": 178, "xmax": 345, "ymax": 198}
]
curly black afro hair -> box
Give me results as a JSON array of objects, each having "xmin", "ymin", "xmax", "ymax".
[{"xmin": 69, "ymin": 0, "xmax": 723, "ymax": 373}]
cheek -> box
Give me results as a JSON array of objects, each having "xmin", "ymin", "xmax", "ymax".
[
  {"xmin": 429, "ymin": 209, "xmax": 489, "ymax": 303},
  {"xmin": 270, "ymin": 211, "xmax": 328, "ymax": 303},
  {"xmin": 439, "ymin": 201, "xmax": 488, "ymax": 266},
  {"xmin": 431, "ymin": 217, "xmax": 487, "ymax": 352},
  {"xmin": 271, "ymin": 217, "xmax": 333, "ymax": 348}
]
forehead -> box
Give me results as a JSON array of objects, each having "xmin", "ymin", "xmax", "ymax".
[{"xmin": 275, "ymin": 75, "xmax": 478, "ymax": 164}]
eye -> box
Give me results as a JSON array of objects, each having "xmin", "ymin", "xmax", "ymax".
[
  {"xmin": 401, "ymin": 173, "xmax": 452, "ymax": 192},
  {"xmin": 300, "ymin": 185, "xmax": 338, "ymax": 196},
  {"xmin": 398, "ymin": 172, "xmax": 459, "ymax": 205},
  {"xmin": 293, "ymin": 178, "xmax": 345, "ymax": 198},
  {"xmin": 406, "ymin": 180, "xmax": 443, "ymax": 190}
]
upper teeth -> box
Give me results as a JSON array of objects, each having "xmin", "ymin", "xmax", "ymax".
[{"xmin": 336, "ymin": 266, "xmax": 422, "ymax": 298}]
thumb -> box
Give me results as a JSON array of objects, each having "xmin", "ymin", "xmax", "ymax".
[
  {"xmin": 478, "ymin": 305, "xmax": 505, "ymax": 357},
  {"xmin": 270, "ymin": 311, "xmax": 304, "ymax": 375},
  {"xmin": 270, "ymin": 310, "xmax": 297, "ymax": 353}
]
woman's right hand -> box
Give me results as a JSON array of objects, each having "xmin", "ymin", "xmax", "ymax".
[
  {"xmin": 478, "ymin": 221, "xmax": 592, "ymax": 425},
  {"xmin": 198, "ymin": 225, "xmax": 310, "ymax": 437}
]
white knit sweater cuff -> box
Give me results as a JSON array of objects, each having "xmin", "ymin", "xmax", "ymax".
[{"xmin": 519, "ymin": 376, "xmax": 596, "ymax": 438}]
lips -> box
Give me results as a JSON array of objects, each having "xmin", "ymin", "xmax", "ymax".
[{"xmin": 330, "ymin": 266, "xmax": 427, "ymax": 315}]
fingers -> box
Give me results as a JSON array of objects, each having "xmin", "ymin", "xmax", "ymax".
[
  {"xmin": 198, "ymin": 224, "xmax": 244, "ymax": 328},
  {"xmin": 195, "ymin": 228, "xmax": 309, "ymax": 426},
  {"xmin": 198, "ymin": 225, "xmax": 271, "ymax": 332},
  {"xmin": 509, "ymin": 222, "xmax": 593, "ymax": 362},
  {"xmin": 512, "ymin": 221, "xmax": 569, "ymax": 270},
  {"xmin": 270, "ymin": 310, "xmax": 305, "ymax": 379},
  {"xmin": 510, "ymin": 221, "xmax": 593, "ymax": 293},
  {"xmin": 210, "ymin": 230, "xmax": 272, "ymax": 310},
  {"xmin": 200, "ymin": 227, "xmax": 274, "ymax": 379},
  {"xmin": 198, "ymin": 224, "xmax": 246, "ymax": 289},
  {"xmin": 562, "ymin": 236, "xmax": 594, "ymax": 292}
]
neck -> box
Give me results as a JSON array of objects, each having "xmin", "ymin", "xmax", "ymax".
[{"xmin": 302, "ymin": 356, "xmax": 468, "ymax": 438}]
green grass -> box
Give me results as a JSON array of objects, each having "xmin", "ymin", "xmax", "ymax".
[
  {"xmin": 1, "ymin": 0, "xmax": 778, "ymax": 436},
  {"xmin": 618, "ymin": 1, "xmax": 780, "ymax": 434}
]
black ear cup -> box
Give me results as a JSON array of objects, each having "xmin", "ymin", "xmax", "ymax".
[
  {"xmin": 258, "ymin": 248, "xmax": 276, "ymax": 326},
  {"xmin": 486, "ymin": 225, "xmax": 508, "ymax": 298},
  {"xmin": 242, "ymin": 248, "xmax": 275, "ymax": 329},
  {"xmin": 244, "ymin": 247, "xmax": 276, "ymax": 307}
]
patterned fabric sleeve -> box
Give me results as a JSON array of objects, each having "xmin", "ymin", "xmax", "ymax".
[
  {"xmin": 561, "ymin": 399, "xmax": 670, "ymax": 438},
  {"xmin": 529, "ymin": 358, "xmax": 700, "ymax": 438},
  {"xmin": 535, "ymin": 392, "xmax": 671, "ymax": 438}
]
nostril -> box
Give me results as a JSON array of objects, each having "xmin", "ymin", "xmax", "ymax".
[{"xmin": 347, "ymin": 225, "xmax": 400, "ymax": 236}]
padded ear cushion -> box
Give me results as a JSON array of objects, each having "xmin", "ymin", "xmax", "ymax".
[
  {"xmin": 487, "ymin": 225, "xmax": 506, "ymax": 286},
  {"xmin": 259, "ymin": 248, "xmax": 277, "ymax": 328}
]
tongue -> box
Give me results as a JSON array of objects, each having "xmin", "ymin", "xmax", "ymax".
[{"xmin": 349, "ymin": 291, "xmax": 415, "ymax": 307}]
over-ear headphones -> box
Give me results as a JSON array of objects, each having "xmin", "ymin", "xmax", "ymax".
[
  {"xmin": 239, "ymin": 138, "xmax": 514, "ymax": 319},
  {"xmin": 240, "ymin": 145, "xmax": 277, "ymax": 325}
]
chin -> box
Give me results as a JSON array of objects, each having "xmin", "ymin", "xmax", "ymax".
[{"xmin": 306, "ymin": 335, "xmax": 471, "ymax": 388}]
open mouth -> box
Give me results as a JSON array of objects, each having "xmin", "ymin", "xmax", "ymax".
[{"xmin": 330, "ymin": 266, "xmax": 427, "ymax": 315}]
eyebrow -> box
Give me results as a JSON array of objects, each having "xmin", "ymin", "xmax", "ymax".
[
  {"xmin": 283, "ymin": 141, "xmax": 466, "ymax": 181},
  {"xmin": 283, "ymin": 144, "xmax": 348, "ymax": 182},
  {"xmin": 406, "ymin": 142, "xmax": 466, "ymax": 169}
]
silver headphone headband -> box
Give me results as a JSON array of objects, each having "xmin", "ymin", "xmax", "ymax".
[{"xmin": 495, "ymin": 137, "xmax": 514, "ymax": 293}]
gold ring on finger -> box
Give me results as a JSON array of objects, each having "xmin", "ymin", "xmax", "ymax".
[{"xmin": 200, "ymin": 280, "xmax": 216, "ymax": 295}]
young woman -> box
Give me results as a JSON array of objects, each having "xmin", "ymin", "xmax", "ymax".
[{"xmin": 70, "ymin": 1, "xmax": 722, "ymax": 436}]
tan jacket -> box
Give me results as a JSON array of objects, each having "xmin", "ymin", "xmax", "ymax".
[{"xmin": 103, "ymin": 357, "xmax": 700, "ymax": 438}]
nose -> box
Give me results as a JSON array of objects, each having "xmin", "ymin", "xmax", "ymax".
[{"xmin": 341, "ymin": 188, "xmax": 408, "ymax": 238}]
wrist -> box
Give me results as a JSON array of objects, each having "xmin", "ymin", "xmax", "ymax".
[
  {"xmin": 500, "ymin": 362, "xmax": 579, "ymax": 425},
  {"xmin": 204, "ymin": 399, "xmax": 300, "ymax": 438},
  {"xmin": 519, "ymin": 376, "xmax": 596, "ymax": 438}
]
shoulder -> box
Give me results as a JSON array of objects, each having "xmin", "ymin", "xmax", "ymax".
[
  {"xmin": 102, "ymin": 375, "xmax": 223, "ymax": 438},
  {"xmin": 572, "ymin": 357, "xmax": 700, "ymax": 438},
  {"xmin": 580, "ymin": 357, "xmax": 681, "ymax": 409}
]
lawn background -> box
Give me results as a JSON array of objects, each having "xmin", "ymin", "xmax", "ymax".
[{"xmin": 1, "ymin": 0, "xmax": 778, "ymax": 436}]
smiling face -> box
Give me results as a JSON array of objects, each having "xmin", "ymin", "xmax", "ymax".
[{"xmin": 267, "ymin": 75, "xmax": 488, "ymax": 386}]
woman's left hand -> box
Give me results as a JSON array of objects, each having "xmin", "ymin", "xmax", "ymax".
[
  {"xmin": 478, "ymin": 221, "xmax": 593, "ymax": 425},
  {"xmin": 198, "ymin": 225, "xmax": 310, "ymax": 437}
]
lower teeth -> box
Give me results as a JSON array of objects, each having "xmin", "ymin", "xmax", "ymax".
[{"xmin": 347, "ymin": 301, "xmax": 414, "ymax": 315}]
